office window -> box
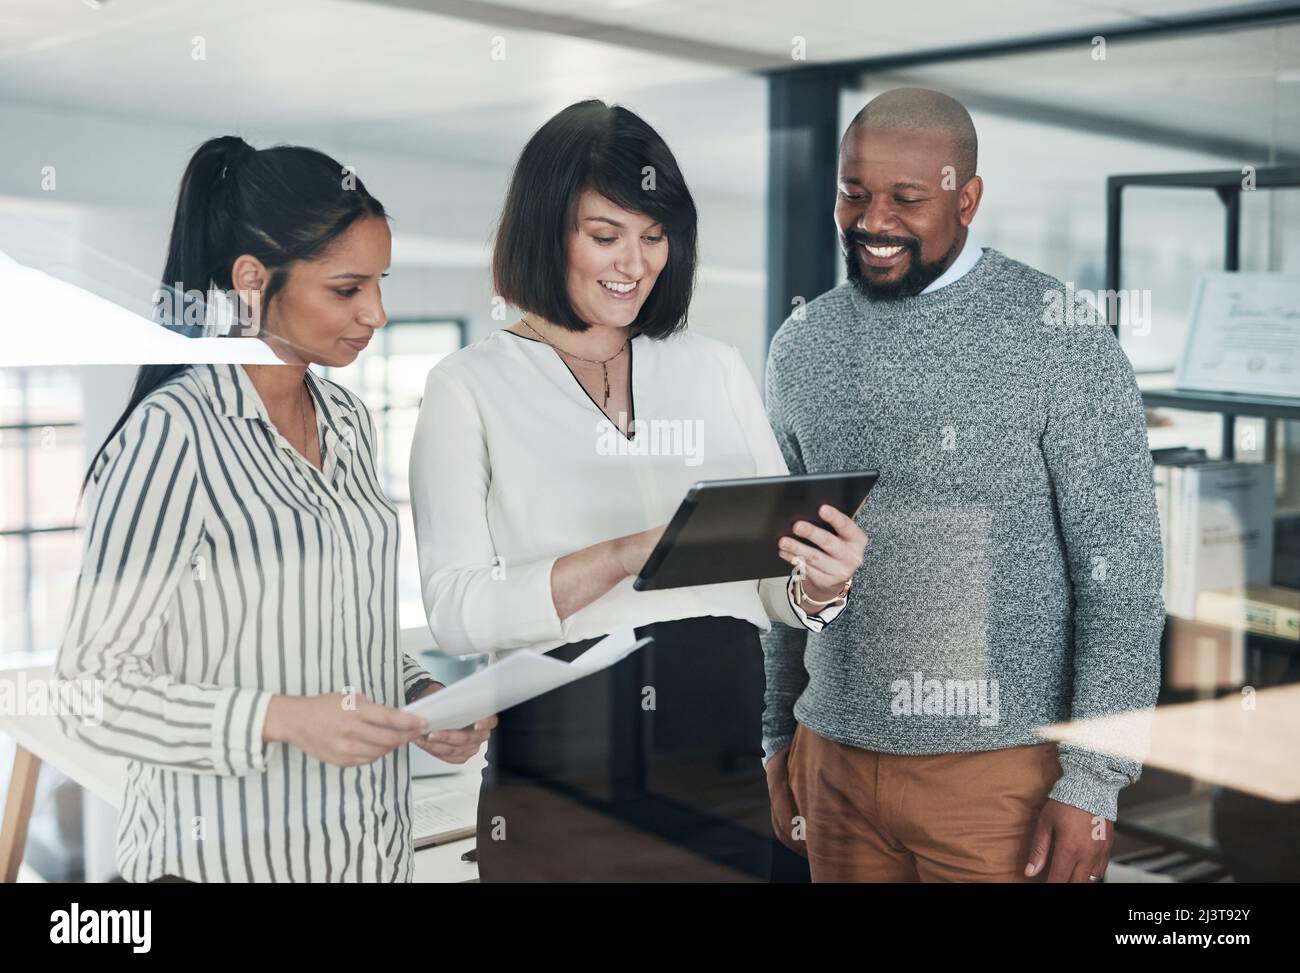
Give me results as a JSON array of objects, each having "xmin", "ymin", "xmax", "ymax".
[
  {"xmin": 0, "ymin": 367, "xmax": 84, "ymax": 659},
  {"xmin": 841, "ymin": 21, "xmax": 1300, "ymax": 466},
  {"xmin": 320, "ymin": 317, "xmax": 465, "ymax": 631}
]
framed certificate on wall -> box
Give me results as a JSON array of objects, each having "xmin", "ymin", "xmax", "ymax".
[{"xmin": 1177, "ymin": 272, "xmax": 1300, "ymax": 398}]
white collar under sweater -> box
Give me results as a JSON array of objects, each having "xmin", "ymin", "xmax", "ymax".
[{"xmin": 919, "ymin": 228, "xmax": 981, "ymax": 294}]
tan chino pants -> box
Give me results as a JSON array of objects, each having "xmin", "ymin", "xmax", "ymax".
[{"xmin": 786, "ymin": 721, "xmax": 1061, "ymax": 882}]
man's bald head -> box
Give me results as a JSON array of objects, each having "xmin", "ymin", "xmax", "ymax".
[
  {"xmin": 845, "ymin": 87, "xmax": 977, "ymax": 184},
  {"xmin": 835, "ymin": 87, "xmax": 983, "ymax": 301}
]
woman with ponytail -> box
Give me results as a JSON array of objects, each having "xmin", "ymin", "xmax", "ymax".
[{"xmin": 56, "ymin": 137, "xmax": 492, "ymax": 882}]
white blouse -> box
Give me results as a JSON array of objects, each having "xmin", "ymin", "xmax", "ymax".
[{"xmin": 409, "ymin": 328, "xmax": 841, "ymax": 658}]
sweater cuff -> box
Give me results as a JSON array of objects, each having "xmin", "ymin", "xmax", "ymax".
[
  {"xmin": 762, "ymin": 732, "xmax": 794, "ymax": 767},
  {"xmin": 1047, "ymin": 760, "xmax": 1124, "ymax": 822}
]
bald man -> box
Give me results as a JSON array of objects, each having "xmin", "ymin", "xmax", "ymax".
[{"xmin": 761, "ymin": 88, "xmax": 1163, "ymax": 883}]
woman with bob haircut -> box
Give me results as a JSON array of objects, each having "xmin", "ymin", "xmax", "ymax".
[{"xmin": 410, "ymin": 100, "xmax": 867, "ymax": 881}]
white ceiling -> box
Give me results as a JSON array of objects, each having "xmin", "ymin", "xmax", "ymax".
[
  {"xmin": 0, "ymin": 0, "xmax": 761, "ymax": 191},
  {"xmin": 375, "ymin": 0, "xmax": 1289, "ymax": 66},
  {"xmin": 869, "ymin": 20, "xmax": 1300, "ymax": 160},
  {"xmin": 0, "ymin": 0, "xmax": 1295, "ymax": 187}
]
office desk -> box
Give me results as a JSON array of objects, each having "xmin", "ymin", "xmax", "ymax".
[{"xmin": 0, "ymin": 664, "xmax": 480, "ymax": 882}]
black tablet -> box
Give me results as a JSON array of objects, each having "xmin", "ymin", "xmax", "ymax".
[{"xmin": 632, "ymin": 470, "xmax": 879, "ymax": 591}]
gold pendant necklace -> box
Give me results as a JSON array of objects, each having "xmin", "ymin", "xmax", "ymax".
[{"xmin": 521, "ymin": 317, "xmax": 627, "ymax": 409}]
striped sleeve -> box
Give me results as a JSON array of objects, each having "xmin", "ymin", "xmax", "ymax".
[
  {"xmin": 401, "ymin": 654, "xmax": 439, "ymax": 704},
  {"xmin": 348, "ymin": 385, "xmax": 439, "ymax": 704},
  {"xmin": 55, "ymin": 400, "xmax": 274, "ymax": 776}
]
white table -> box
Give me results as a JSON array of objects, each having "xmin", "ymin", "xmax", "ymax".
[{"xmin": 0, "ymin": 663, "xmax": 480, "ymax": 882}]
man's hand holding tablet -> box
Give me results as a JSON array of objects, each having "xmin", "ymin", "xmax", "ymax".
[
  {"xmin": 778, "ymin": 502, "xmax": 869, "ymax": 614},
  {"xmin": 616, "ymin": 506, "xmax": 867, "ymax": 612},
  {"xmin": 630, "ymin": 471, "xmax": 878, "ymax": 597}
]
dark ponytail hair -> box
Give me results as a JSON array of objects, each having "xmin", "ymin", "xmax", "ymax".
[{"xmin": 83, "ymin": 136, "xmax": 387, "ymax": 491}]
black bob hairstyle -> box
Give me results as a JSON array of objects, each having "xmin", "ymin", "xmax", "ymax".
[
  {"xmin": 82, "ymin": 136, "xmax": 387, "ymax": 491},
  {"xmin": 492, "ymin": 99, "xmax": 698, "ymax": 339}
]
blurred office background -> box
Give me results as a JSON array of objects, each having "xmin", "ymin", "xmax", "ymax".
[{"xmin": 1, "ymin": 0, "xmax": 1298, "ymax": 881}]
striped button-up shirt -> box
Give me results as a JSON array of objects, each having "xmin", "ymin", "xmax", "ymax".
[{"xmin": 56, "ymin": 363, "xmax": 436, "ymax": 882}]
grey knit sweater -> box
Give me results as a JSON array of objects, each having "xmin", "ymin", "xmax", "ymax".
[{"xmin": 761, "ymin": 246, "xmax": 1164, "ymax": 822}]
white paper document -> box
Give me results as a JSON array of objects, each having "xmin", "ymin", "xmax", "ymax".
[
  {"xmin": 402, "ymin": 627, "xmax": 652, "ymax": 731},
  {"xmin": 1177, "ymin": 272, "xmax": 1300, "ymax": 397}
]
